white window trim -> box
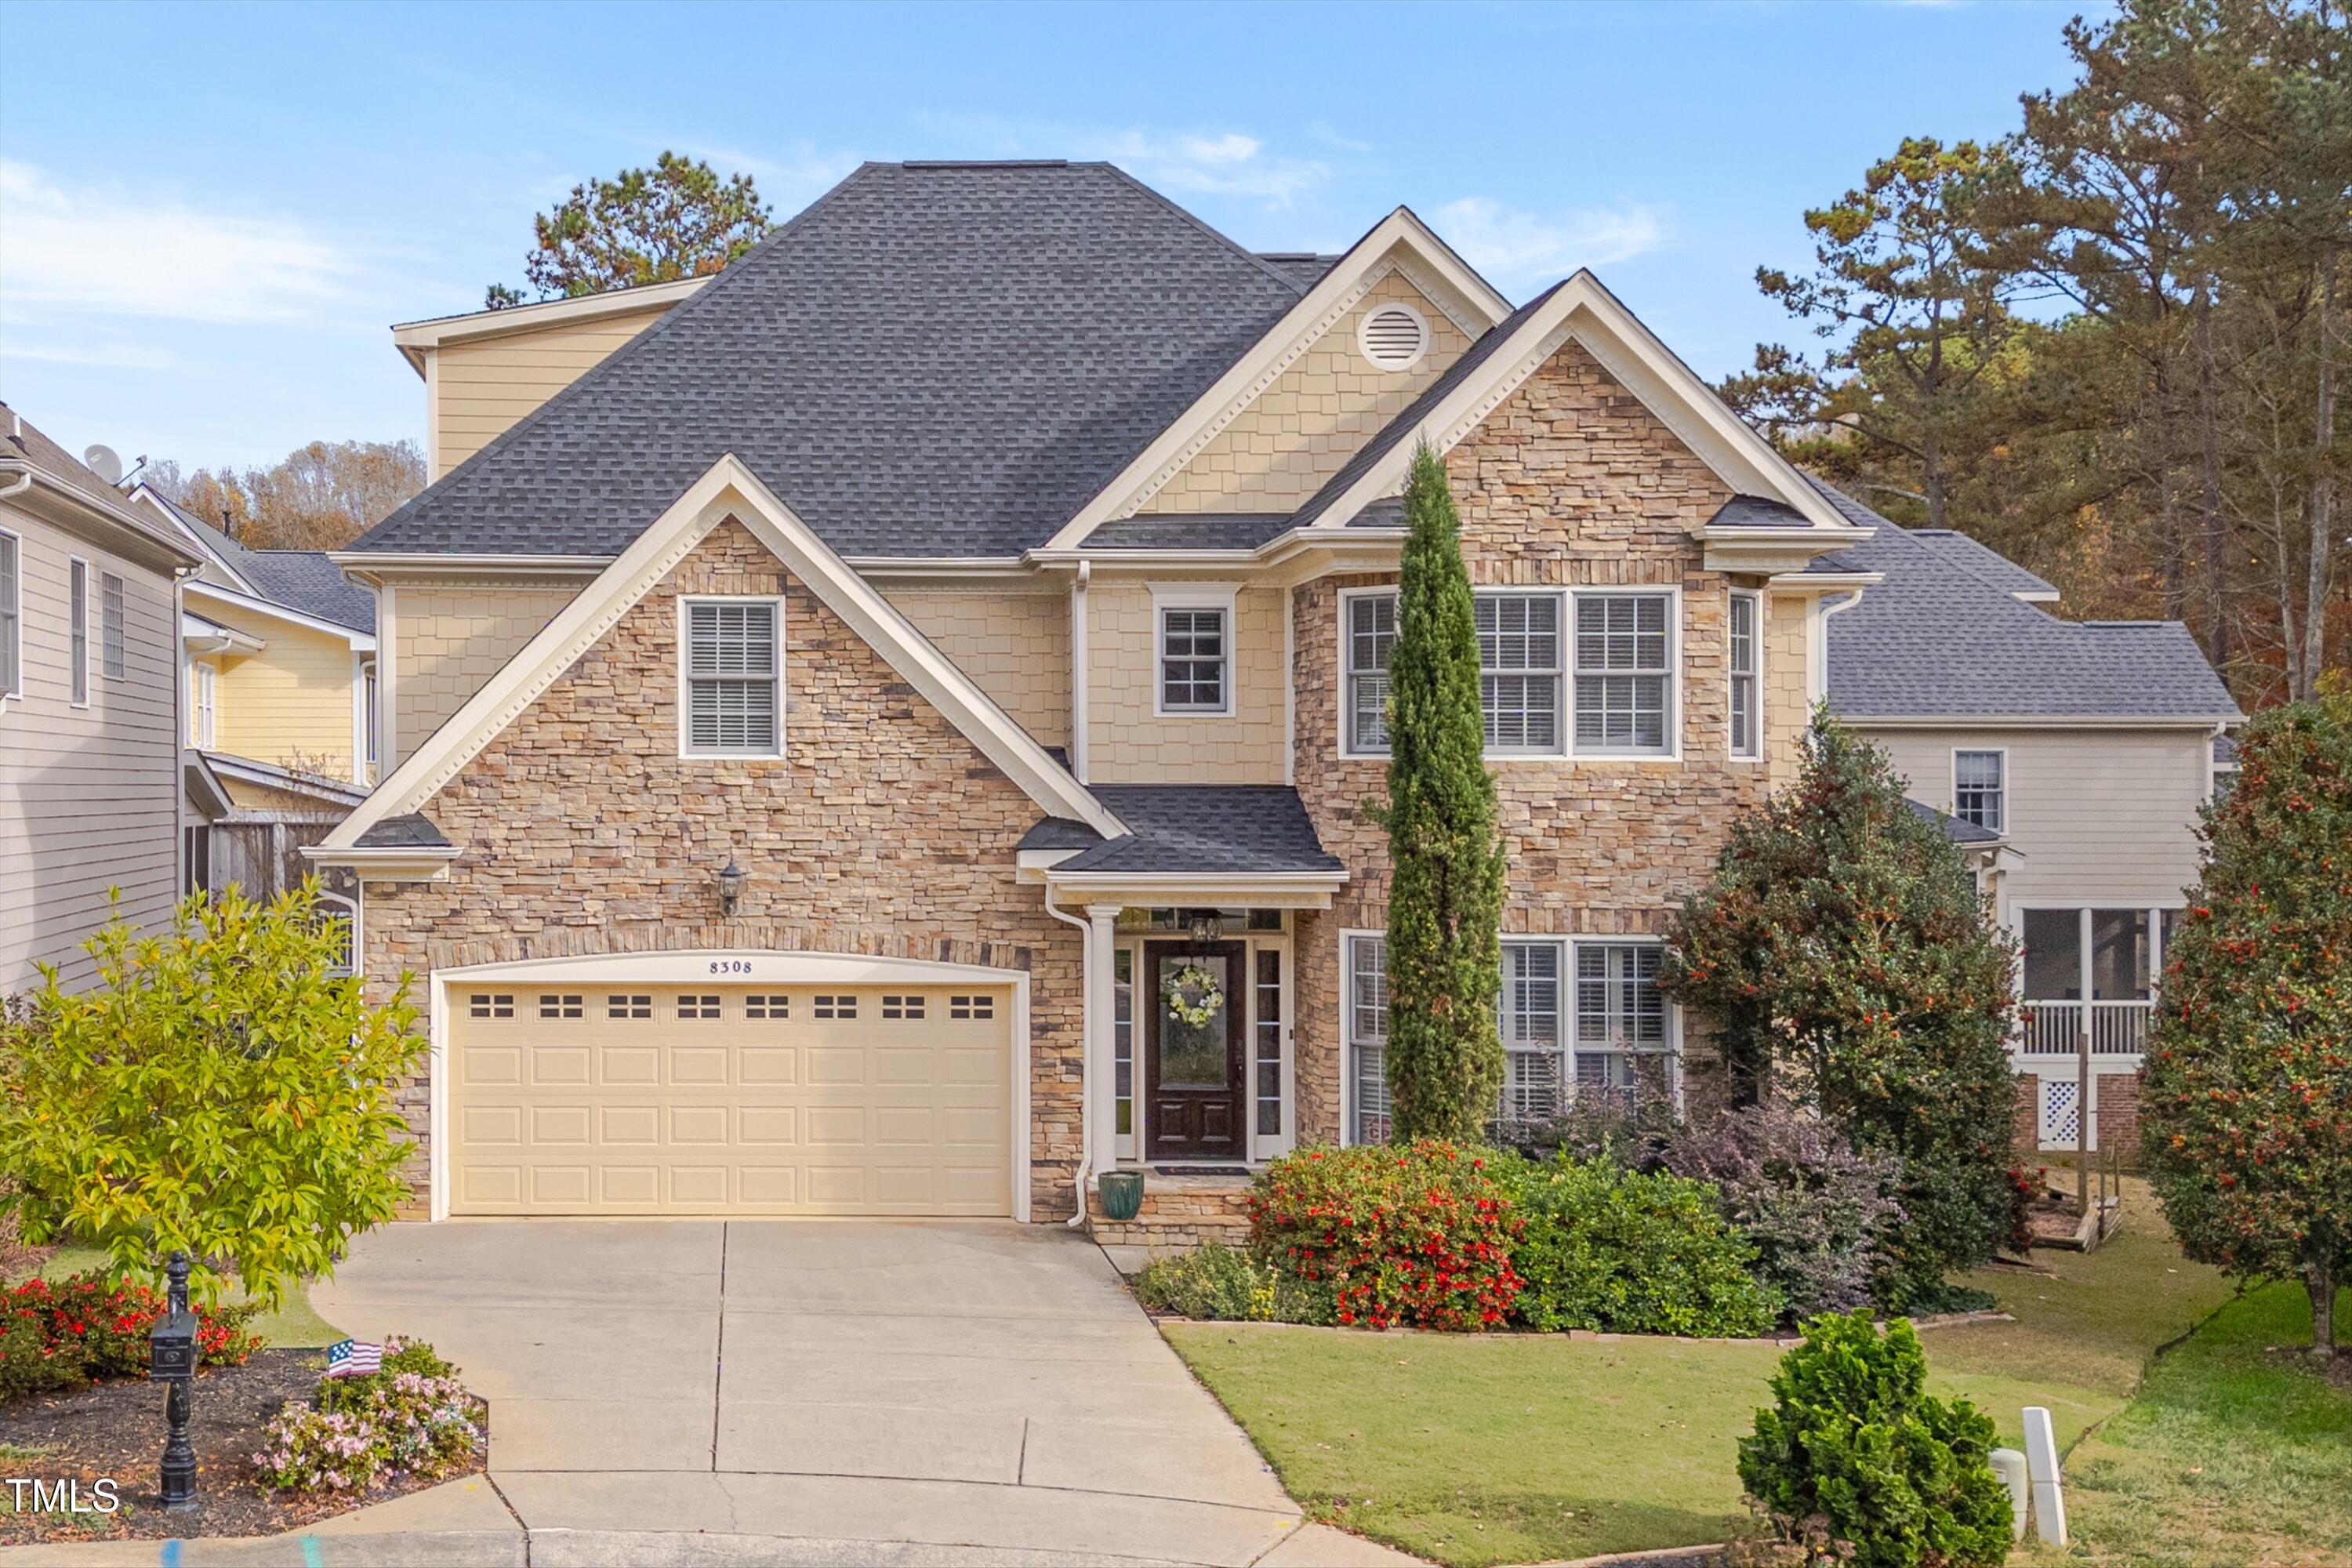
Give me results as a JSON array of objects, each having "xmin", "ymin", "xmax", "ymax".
[
  {"xmin": 67, "ymin": 555, "xmax": 91, "ymax": 710},
  {"xmin": 1568, "ymin": 586, "xmax": 1682, "ymax": 762},
  {"xmin": 1356, "ymin": 299, "xmax": 1431, "ymax": 374},
  {"xmin": 0, "ymin": 525, "xmax": 20, "ymax": 705},
  {"xmin": 1729, "ymin": 589, "xmax": 1763, "ymax": 764},
  {"xmin": 1568, "ymin": 935, "xmax": 1683, "ymax": 1103},
  {"xmin": 1340, "ymin": 585, "xmax": 1581, "ymax": 762},
  {"xmin": 99, "ymin": 571, "xmax": 125, "ymax": 684},
  {"xmin": 316, "ymin": 891, "xmax": 360, "ymax": 978},
  {"xmin": 1951, "ymin": 746, "xmax": 2008, "ymax": 834},
  {"xmin": 676, "ymin": 594, "xmax": 786, "ymax": 760},
  {"xmin": 191, "ymin": 662, "xmax": 218, "ymax": 748},
  {"xmin": 1151, "ymin": 583, "xmax": 1238, "ymax": 719},
  {"xmin": 1338, "ymin": 927, "xmax": 1387, "ymax": 1147},
  {"xmin": 1338, "ymin": 584, "xmax": 1397, "ymax": 760},
  {"xmin": 1477, "ymin": 588, "xmax": 1569, "ymax": 759}
]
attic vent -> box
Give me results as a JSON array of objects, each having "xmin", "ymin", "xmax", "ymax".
[{"xmin": 1358, "ymin": 303, "xmax": 1430, "ymax": 372}]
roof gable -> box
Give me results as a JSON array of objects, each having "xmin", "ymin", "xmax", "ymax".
[
  {"xmin": 322, "ymin": 455, "xmax": 1123, "ymax": 855},
  {"xmin": 349, "ymin": 162, "xmax": 1313, "ymax": 562}
]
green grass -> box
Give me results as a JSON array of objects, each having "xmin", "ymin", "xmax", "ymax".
[
  {"xmin": 1162, "ymin": 1185, "xmax": 2235, "ymax": 1566},
  {"xmin": 16, "ymin": 1244, "xmax": 343, "ymax": 1348},
  {"xmin": 2027, "ymin": 1283, "xmax": 2352, "ymax": 1568}
]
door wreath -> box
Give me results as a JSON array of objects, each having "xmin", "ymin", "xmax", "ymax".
[{"xmin": 1163, "ymin": 963, "xmax": 1225, "ymax": 1027}]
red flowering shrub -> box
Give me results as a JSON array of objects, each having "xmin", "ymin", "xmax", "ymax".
[
  {"xmin": 1248, "ymin": 1140, "xmax": 1523, "ymax": 1330},
  {"xmin": 0, "ymin": 1272, "xmax": 261, "ymax": 1399}
]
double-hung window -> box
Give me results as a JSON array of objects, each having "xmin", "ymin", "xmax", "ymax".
[
  {"xmin": 191, "ymin": 663, "xmax": 217, "ymax": 748},
  {"xmin": 0, "ymin": 529, "xmax": 18, "ymax": 699},
  {"xmin": 1345, "ymin": 593, "xmax": 1396, "ymax": 752},
  {"xmin": 1345, "ymin": 934, "xmax": 1392, "ymax": 1145},
  {"xmin": 1500, "ymin": 940, "xmax": 1565, "ymax": 1120},
  {"xmin": 1157, "ymin": 598, "xmax": 1230, "ymax": 715},
  {"xmin": 682, "ymin": 598, "xmax": 782, "ymax": 757},
  {"xmin": 1954, "ymin": 750, "xmax": 2004, "ymax": 833},
  {"xmin": 1573, "ymin": 942, "xmax": 1671, "ymax": 1092},
  {"xmin": 1728, "ymin": 591, "xmax": 1760, "ymax": 760},
  {"xmin": 100, "ymin": 572, "xmax": 125, "ymax": 681},
  {"xmin": 68, "ymin": 558, "xmax": 89, "ymax": 706},
  {"xmin": 1477, "ymin": 593, "xmax": 1563, "ymax": 752},
  {"xmin": 1572, "ymin": 591, "xmax": 1673, "ymax": 754}
]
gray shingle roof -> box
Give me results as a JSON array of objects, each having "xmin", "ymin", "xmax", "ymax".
[
  {"xmin": 1085, "ymin": 513, "xmax": 1294, "ymax": 550},
  {"xmin": 1819, "ymin": 481, "xmax": 2238, "ymax": 721},
  {"xmin": 1254, "ymin": 252, "xmax": 1342, "ymax": 289},
  {"xmin": 1906, "ymin": 528, "xmax": 2056, "ymax": 599},
  {"xmin": 354, "ymin": 814, "xmax": 450, "ymax": 849},
  {"xmin": 1907, "ymin": 798, "xmax": 2002, "ymax": 845},
  {"xmin": 1708, "ymin": 495, "xmax": 1809, "ymax": 528},
  {"xmin": 350, "ymin": 162, "xmax": 1313, "ymax": 561},
  {"xmin": 234, "ymin": 550, "xmax": 376, "ymax": 633},
  {"xmin": 1025, "ymin": 785, "xmax": 1342, "ymax": 876},
  {"xmin": 1285, "ymin": 281, "xmax": 1569, "ymax": 532}
]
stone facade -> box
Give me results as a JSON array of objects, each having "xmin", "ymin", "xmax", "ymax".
[
  {"xmin": 1085, "ymin": 1171, "xmax": 1254, "ymax": 1250},
  {"xmin": 359, "ymin": 517, "xmax": 1086, "ymax": 1218},
  {"xmin": 1290, "ymin": 339, "xmax": 1791, "ymax": 1143}
]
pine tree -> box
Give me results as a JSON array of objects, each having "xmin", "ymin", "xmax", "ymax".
[
  {"xmin": 1661, "ymin": 714, "xmax": 2021, "ymax": 1305},
  {"xmin": 1370, "ymin": 445, "xmax": 1507, "ymax": 1143},
  {"xmin": 2144, "ymin": 695, "xmax": 2352, "ymax": 1357}
]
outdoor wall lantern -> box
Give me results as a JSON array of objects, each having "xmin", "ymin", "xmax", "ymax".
[
  {"xmin": 717, "ymin": 856, "xmax": 748, "ymax": 918},
  {"xmin": 147, "ymin": 1251, "xmax": 199, "ymax": 1512},
  {"xmin": 1186, "ymin": 909, "xmax": 1221, "ymax": 946}
]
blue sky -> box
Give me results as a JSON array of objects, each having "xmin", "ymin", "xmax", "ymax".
[{"xmin": 1, "ymin": 0, "xmax": 2099, "ymax": 474}]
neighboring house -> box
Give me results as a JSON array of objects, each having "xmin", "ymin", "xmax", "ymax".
[
  {"xmin": 0, "ymin": 404, "xmax": 202, "ymax": 993},
  {"xmin": 125, "ymin": 484, "xmax": 377, "ymax": 900},
  {"xmin": 1820, "ymin": 485, "xmax": 2241, "ymax": 1158},
  {"xmin": 308, "ymin": 161, "xmax": 2215, "ymax": 1232}
]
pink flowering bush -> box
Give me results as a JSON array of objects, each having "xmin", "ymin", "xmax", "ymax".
[{"xmin": 252, "ymin": 1338, "xmax": 482, "ymax": 1494}]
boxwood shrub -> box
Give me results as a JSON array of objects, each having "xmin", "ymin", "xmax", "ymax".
[
  {"xmin": 1493, "ymin": 1151, "xmax": 1783, "ymax": 1337},
  {"xmin": 1248, "ymin": 1140, "xmax": 1522, "ymax": 1330}
]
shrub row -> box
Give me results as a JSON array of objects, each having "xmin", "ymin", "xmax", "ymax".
[{"xmin": 1, "ymin": 1272, "xmax": 260, "ymax": 1401}]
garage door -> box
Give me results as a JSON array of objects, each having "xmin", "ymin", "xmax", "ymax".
[{"xmin": 448, "ymin": 981, "xmax": 1013, "ymax": 1216}]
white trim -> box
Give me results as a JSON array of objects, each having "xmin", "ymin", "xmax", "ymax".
[
  {"xmin": 1569, "ymin": 585, "xmax": 1682, "ymax": 762},
  {"xmin": 67, "ymin": 554, "xmax": 90, "ymax": 708},
  {"xmin": 1338, "ymin": 927, "xmax": 1385, "ymax": 1147},
  {"xmin": 1846, "ymin": 713, "xmax": 2241, "ymax": 731},
  {"xmin": 191, "ymin": 662, "xmax": 217, "ymax": 749},
  {"xmin": 324, "ymin": 454, "xmax": 1125, "ymax": 851},
  {"xmin": 328, "ymin": 553, "xmax": 615, "ymax": 582},
  {"xmin": 1565, "ymin": 935, "xmax": 1682, "ymax": 1105},
  {"xmin": 316, "ymin": 891, "xmax": 359, "ymax": 978},
  {"xmin": 1282, "ymin": 583, "xmax": 1295, "ymax": 785},
  {"xmin": 390, "ymin": 275, "xmax": 710, "ymax": 372},
  {"xmin": 676, "ymin": 593, "xmax": 786, "ymax": 760},
  {"xmin": 0, "ymin": 524, "xmax": 20, "ymax": 705},
  {"xmin": 423, "ymin": 350, "xmax": 440, "ymax": 476},
  {"xmin": 1151, "ymin": 583, "xmax": 1239, "ymax": 718},
  {"xmin": 183, "ymin": 578, "xmax": 376, "ymax": 651},
  {"xmin": 126, "ymin": 485, "xmax": 265, "ymax": 597},
  {"xmin": 1044, "ymin": 209, "xmax": 1511, "ymax": 550},
  {"xmin": 1290, "ymin": 273, "xmax": 1864, "ymax": 539},
  {"xmin": 1729, "ymin": 588, "xmax": 1763, "ymax": 764},
  {"xmin": 376, "ymin": 583, "xmax": 398, "ymax": 769},
  {"xmin": 1950, "ymin": 746, "xmax": 2008, "ymax": 835},
  {"xmin": 1070, "ymin": 563, "xmax": 1091, "ymax": 782},
  {"xmin": 354, "ymin": 654, "xmax": 376, "ymax": 785},
  {"xmin": 421, "ymin": 947, "xmax": 1032, "ymax": 1224},
  {"xmin": 1356, "ymin": 299, "xmax": 1431, "ymax": 373},
  {"xmin": 1337, "ymin": 584, "xmax": 1395, "ymax": 760}
]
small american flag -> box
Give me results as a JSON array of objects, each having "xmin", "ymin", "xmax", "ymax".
[{"xmin": 325, "ymin": 1338, "xmax": 383, "ymax": 1379}]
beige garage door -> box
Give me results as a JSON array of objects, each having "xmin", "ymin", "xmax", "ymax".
[{"xmin": 448, "ymin": 981, "xmax": 1013, "ymax": 1216}]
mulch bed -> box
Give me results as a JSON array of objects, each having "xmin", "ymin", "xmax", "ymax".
[{"xmin": 0, "ymin": 1350, "xmax": 488, "ymax": 1544}]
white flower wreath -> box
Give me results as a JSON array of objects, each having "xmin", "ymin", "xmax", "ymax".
[{"xmin": 1163, "ymin": 963, "xmax": 1225, "ymax": 1027}]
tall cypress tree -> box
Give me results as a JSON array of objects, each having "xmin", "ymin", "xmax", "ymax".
[{"xmin": 1370, "ymin": 444, "xmax": 1507, "ymax": 1142}]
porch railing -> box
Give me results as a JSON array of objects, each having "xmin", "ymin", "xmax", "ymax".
[{"xmin": 2018, "ymin": 1000, "xmax": 2154, "ymax": 1056}]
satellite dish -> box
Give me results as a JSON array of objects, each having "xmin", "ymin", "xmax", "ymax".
[{"xmin": 83, "ymin": 445, "xmax": 123, "ymax": 485}]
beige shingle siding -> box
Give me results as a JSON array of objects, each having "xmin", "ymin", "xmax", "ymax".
[
  {"xmin": 1085, "ymin": 580, "xmax": 1286, "ymax": 783},
  {"xmin": 1860, "ymin": 725, "xmax": 2211, "ymax": 908},
  {"xmin": 392, "ymin": 580, "xmax": 584, "ymax": 766},
  {"xmin": 430, "ymin": 305, "xmax": 677, "ymax": 478},
  {"xmin": 882, "ymin": 584, "xmax": 1070, "ymax": 749},
  {"xmin": 0, "ymin": 504, "xmax": 183, "ymax": 993},
  {"xmin": 1766, "ymin": 592, "xmax": 1811, "ymax": 789},
  {"xmin": 1145, "ymin": 274, "xmax": 1472, "ymax": 514}
]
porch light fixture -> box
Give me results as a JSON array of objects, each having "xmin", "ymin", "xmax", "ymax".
[
  {"xmin": 1186, "ymin": 909, "xmax": 1221, "ymax": 946},
  {"xmin": 716, "ymin": 856, "xmax": 747, "ymax": 918}
]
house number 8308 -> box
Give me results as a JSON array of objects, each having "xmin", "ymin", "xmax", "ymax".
[{"xmin": 708, "ymin": 960, "xmax": 753, "ymax": 975}]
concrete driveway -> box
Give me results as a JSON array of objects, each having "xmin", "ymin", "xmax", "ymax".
[{"xmin": 306, "ymin": 1219, "xmax": 1412, "ymax": 1567}]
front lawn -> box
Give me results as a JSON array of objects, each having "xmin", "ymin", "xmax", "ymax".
[
  {"xmin": 1162, "ymin": 1190, "xmax": 2234, "ymax": 1566},
  {"xmin": 2027, "ymin": 1282, "xmax": 2352, "ymax": 1568}
]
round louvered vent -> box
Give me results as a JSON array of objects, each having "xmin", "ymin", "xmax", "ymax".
[{"xmin": 1357, "ymin": 303, "xmax": 1430, "ymax": 371}]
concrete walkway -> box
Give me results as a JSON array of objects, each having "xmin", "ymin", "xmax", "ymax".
[{"xmin": 0, "ymin": 1220, "xmax": 1416, "ymax": 1566}]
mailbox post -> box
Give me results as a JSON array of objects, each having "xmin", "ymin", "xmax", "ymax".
[{"xmin": 147, "ymin": 1252, "xmax": 199, "ymax": 1512}]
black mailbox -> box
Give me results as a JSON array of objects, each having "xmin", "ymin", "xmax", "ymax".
[{"xmin": 149, "ymin": 1307, "xmax": 198, "ymax": 1382}]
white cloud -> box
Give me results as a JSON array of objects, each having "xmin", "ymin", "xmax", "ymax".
[
  {"xmin": 1080, "ymin": 131, "xmax": 1329, "ymax": 208},
  {"xmin": 0, "ymin": 160, "xmax": 364, "ymax": 325},
  {"xmin": 1434, "ymin": 196, "xmax": 1669, "ymax": 285}
]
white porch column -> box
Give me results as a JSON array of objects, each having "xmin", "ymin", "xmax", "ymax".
[{"xmin": 1087, "ymin": 905, "xmax": 1122, "ymax": 1173}]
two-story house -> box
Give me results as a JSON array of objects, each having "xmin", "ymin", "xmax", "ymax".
[
  {"xmin": 1, "ymin": 404, "xmax": 203, "ymax": 993},
  {"xmin": 310, "ymin": 161, "xmax": 2223, "ymax": 1232},
  {"xmin": 123, "ymin": 484, "xmax": 378, "ymax": 900},
  {"xmin": 1818, "ymin": 489, "xmax": 2239, "ymax": 1159}
]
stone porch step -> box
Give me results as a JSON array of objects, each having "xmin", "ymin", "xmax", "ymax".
[{"xmin": 1085, "ymin": 1167, "xmax": 1256, "ymax": 1251}]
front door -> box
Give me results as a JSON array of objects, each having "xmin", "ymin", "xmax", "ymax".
[{"xmin": 1143, "ymin": 940, "xmax": 1246, "ymax": 1161}]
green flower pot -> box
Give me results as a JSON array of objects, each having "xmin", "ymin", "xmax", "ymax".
[{"xmin": 1098, "ymin": 1169, "xmax": 1145, "ymax": 1222}]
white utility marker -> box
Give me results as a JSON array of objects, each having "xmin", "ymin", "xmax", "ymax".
[
  {"xmin": 2021, "ymin": 1406, "xmax": 2068, "ymax": 1546},
  {"xmin": 1989, "ymin": 1447, "xmax": 2030, "ymax": 1540}
]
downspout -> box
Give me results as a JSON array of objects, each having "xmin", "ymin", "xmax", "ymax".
[
  {"xmin": 1811, "ymin": 589, "xmax": 1867, "ymax": 705},
  {"xmin": 1041, "ymin": 884, "xmax": 1095, "ymax": 1229}
]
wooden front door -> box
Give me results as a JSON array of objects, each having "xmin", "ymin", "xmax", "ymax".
[{"xmin": 1143, "ymin": 940, "xmax": 1247, "ymax": 1161}]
